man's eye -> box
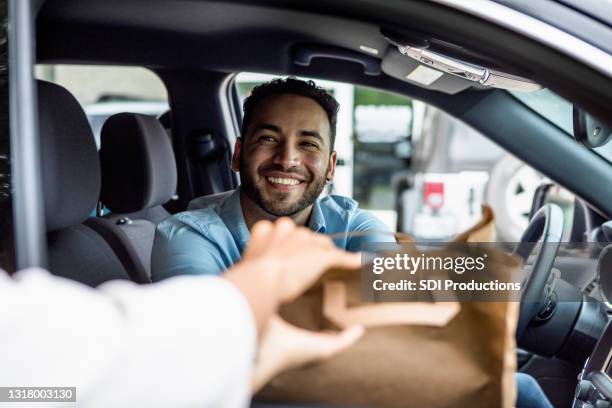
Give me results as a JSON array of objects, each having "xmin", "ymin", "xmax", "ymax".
[
  {"xmin": 301, "ymin": 142, "xmax": 319, "ymax": 149},
  {"xmin": 257, "ymin": 135, "xmax": 277, "ymax": 143}
]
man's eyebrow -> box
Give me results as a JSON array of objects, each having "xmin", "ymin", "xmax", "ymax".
[
  {"xmin": 252, "ymin": 123, "xmax": 281, "ymax": 133},
  {"xmin": 252, "ymin": 124, "xmax": 326, "ymax": 144},
  {"xmin": 299, "ymin": 130, "xmax": 324, "ymax": 143}
]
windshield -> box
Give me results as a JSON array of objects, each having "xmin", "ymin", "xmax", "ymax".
[{"xmin": 511, "ymin": 89, "xmax": 612, "ymax": 164}]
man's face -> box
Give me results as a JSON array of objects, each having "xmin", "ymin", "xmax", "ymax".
[{"xmin": 232, "ymin": 93, "xmax": 337, "ymax": 217}]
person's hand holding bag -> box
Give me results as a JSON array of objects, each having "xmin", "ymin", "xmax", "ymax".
[
  {"xmin": 224, "ymin": 218, "xmax": 363, "ymax": 393},
  {"xmin": 252, "ymin": 315, "xmax": 363, "ymax": 392},
  {"xmin": 243, "ymin": 217, "xmax": 361, "ymax": 301}
]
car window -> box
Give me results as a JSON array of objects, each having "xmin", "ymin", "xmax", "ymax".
[
  {"xmin": 235, "ymin": 74, "xmax": 556, "ymax": 241},
  {"xmin": 35, "ymin": 65, "xmax": 169, "ymax": 148},
  {"xmin": 511, "ymin": 89, "xmax": 612, "ymax": 164},
  {"xmin": 34, "ymin": 65, "xmax": 171, "ymax": 217},
  {"xmin": 352, "ymin": 87, "xmax": 411, "ymax": 230},
  {"xmin": 511, "ymin": 89, "xmax": 573, "ymax": 135}
]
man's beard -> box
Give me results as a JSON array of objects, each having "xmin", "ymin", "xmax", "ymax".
[{"xmin": 239, "ymin": 154, "xmax": 328, "ymax": 217}]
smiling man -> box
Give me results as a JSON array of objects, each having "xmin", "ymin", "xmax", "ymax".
[{"xmin": 152, "ymin": 77, "xmax": 393, "ymax": 280}]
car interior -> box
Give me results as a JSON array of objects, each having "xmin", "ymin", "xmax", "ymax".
[{"xmin": 3, "ymin": 0, "xmax": 612, "ymax": 407}]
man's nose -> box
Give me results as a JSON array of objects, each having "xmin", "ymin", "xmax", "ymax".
[{"xmin": 273, "ymin": 142, "xmax": 300, "ymax": 169}]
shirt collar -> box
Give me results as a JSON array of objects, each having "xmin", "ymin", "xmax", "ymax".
[
  {"xmin": 219, "ymin": 188, "xmax": 326, "ymax": 249},
  {"xmin": 218, "ymin": 188, "xmax": 251, "ymax": 252},
  {"xmin": 308, "ymin": 198, "xmax": 326, "ymax": 233}
]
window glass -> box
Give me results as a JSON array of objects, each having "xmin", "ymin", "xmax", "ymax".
[
  {"xmin": 34, "ymin": 65, "xmax": 171, "ymax": 217},
  {"xmin": 511, "ymin": 89, "xmax": 573, "ymax": 135},
  {"xmin": 351, "ymin": 86, "xmax": 411, "ymax": 230},
  {"xmin": 411, "ymin": 103, "xmax": 522, "ymax": 241},
  {"xmin": 35, "ymin": 65, "xmax": 169, "ymax": 148},
  {"xmin": 511, "ymin": 89, "xmax": 612, "ymax": 164}
]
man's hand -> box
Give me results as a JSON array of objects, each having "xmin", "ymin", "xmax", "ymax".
[
  {"xmin": 243, "ymin": 218, "xmax": 361, "ymax": 302},
  {"xmin": 251, "ymin": 315, "xmax": 364, "ymax": 393}
]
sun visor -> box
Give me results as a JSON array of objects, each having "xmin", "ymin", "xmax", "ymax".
[{"xmin": 381, "ymin": 48, "xmax": 474, "ymax": 94}]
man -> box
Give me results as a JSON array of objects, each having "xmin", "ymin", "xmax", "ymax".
[{"xmin": 152, "ymin": 77, "xmax": 393, "ymax": 280}]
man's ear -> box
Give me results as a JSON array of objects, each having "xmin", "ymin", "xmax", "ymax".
[
  {"xmin": 326, "ymin": 151, "xmax": 337, "ymax": 182},
  {"xmin": 231, "ymin": 138, "xmax": 242, "ymax": 172}
]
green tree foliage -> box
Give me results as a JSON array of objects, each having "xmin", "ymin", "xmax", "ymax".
[{"xmin": 354, "ymin": 86, "xmax": 411, "ymax": 107}]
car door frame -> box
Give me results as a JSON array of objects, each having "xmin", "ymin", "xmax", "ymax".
[{"xmin": 9, "ymin": 0, "xmax": 47, "ymax": 269}]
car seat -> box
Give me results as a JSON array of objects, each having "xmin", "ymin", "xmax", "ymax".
[
  {"xmin": 38, "ymin": 80, "xmax": 149, "ymax": 285},
  {"xmin": 99, "ymin": 112, "xmax": 177, "ymax": 277}
]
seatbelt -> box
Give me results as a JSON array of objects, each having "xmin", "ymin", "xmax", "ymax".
[{"xmin": 84, "ymin": 218, "xmax": 151, "ymax": 284}]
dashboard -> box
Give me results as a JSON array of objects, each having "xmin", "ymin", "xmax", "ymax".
[
  {"xmin": 574, "ymin": 320, "xmax": 612, "ymax": 408},
  {"xmin": 573, "ymin": 241, "xmax": 612, "ymax": 408}
]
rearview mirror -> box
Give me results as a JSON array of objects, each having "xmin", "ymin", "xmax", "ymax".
[{"xmin": 573, "ymin": 106, "xmax": 612, "ymax": 148}]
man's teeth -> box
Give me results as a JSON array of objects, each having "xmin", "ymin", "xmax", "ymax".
[{"xmin": 267, "ymin": 177, "xmax": 301, "ymax": 186}]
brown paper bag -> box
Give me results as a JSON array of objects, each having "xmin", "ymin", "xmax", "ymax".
[{"xmin": 256, "ymin": 206, "xmax": 521, "ymax": 408}]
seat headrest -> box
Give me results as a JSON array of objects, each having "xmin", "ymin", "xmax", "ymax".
[
  {"xmin": 37, "ymin": 80, "xmax": 101, "ymax": 232},
  {"xmin": 99, "ymin": 113, "xmax": 177, "ymax": 214}
]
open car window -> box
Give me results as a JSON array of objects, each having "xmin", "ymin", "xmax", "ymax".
[
  {"xmin": 35, "ymin": 65, "xmax": 169, "ymax": 148},
  {"xmin": 235, "ymin": 73, "xmax": 553, "ymax": 242}
]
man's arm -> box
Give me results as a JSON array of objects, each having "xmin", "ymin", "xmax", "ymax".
[
  {"xmin": 346, "ymin": 209, "xmax": 396, "ymax": 251},
  {"xmin": 151, "ymin": 220, "xmax": 229, "ymax": 281}
]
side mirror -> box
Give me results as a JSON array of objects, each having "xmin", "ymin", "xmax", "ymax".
[{"xmin": 573, "ymin": 106, "xmax": 612, "ymax": 148}]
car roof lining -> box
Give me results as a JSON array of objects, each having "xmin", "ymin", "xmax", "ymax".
[
  {"xmin": 36, "ymin": 0, "xmax": 538, "ymax": 86},
  {"xmin": 36, "ymin": 1, "xmax": 612, "ymax": 110},
  {"xmin": 37, "ymin": 1, "xmax": 387, "ymax": 70}
]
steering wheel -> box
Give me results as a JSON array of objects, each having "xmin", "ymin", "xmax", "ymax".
[{"xmin": 514, "ymin": 203, "xmax": 564, "ymax": 340}]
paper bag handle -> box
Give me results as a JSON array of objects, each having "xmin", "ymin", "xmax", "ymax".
[{"xmin": 322, "ymin": 281, "xmax": 460, "ymax": 329}]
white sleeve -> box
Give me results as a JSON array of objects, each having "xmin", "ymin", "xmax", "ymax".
[{"xmin": 0, "ymin": 268, "xmax": 257, "ymax": 408}]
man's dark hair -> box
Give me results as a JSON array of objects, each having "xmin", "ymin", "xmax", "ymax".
[{"xmin": 241, "ymin": 77, "xmax": 339, "ymax": 150}]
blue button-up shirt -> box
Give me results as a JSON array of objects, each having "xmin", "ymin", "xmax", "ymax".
[{"xmin": 151, "ymin": 189, "xmax": 394, "ymax": 281}]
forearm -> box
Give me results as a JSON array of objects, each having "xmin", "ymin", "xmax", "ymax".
[{"xmin": 0, "ymin": 268, "xmax": 256, "ymax": 408}]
